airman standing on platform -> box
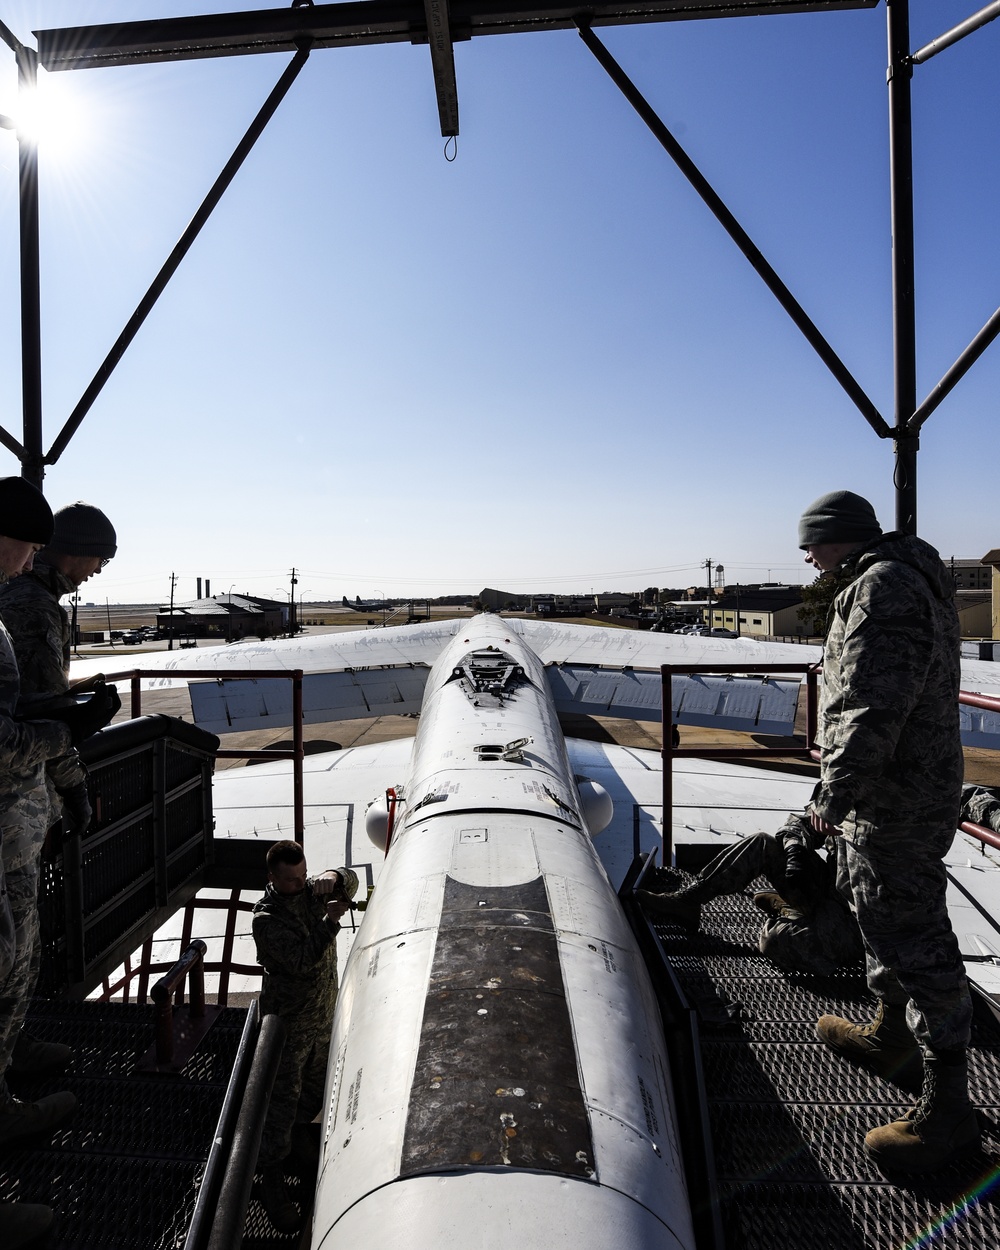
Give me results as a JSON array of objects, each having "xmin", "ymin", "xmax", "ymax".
[
  {"xmin": 799, "ymin": 490, "xmax": 977, "ymax": 1174},
  {"xmin": 0, "ymin": 501, "xmax": 119, "ymax": 1083},
  {"xmin": 0, "ymin": 479, "xmax": 116, "ymax": 1247}
]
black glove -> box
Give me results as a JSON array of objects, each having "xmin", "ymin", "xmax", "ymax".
[
  {"xmin": 58, "ymin": 782, "xmax": 92, "ymax": 836},
  {"xmin": 49, "ymin": 684, "xmax": 121, "ymax": 745}
]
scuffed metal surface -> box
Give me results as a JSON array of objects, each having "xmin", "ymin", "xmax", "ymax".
[{"xmin": 400, "ymin": 876, "xmax": 594, "ymax": 1179}]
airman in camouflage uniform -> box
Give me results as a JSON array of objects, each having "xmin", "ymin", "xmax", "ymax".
[
  {"xmin": 639, "ymin": 812, "xmax": 864, "ymax": 975},
  {"xmin": 252, "ymin": 840, "xmax": 359, "ymax": 1233},
  {"xmin": 0, "ymin": 478, "xmax": 92, "ymax": 1247},
  {"xmin": 0, "ymin": 502, "xmax": 118, "ymax": 1086},
  {"xmin": 799, "ymin": 490, "xmax": 976, "ymax": 1174}
]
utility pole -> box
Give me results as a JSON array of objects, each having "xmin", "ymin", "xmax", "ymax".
[
  {"xmin": 703, "ymin": 558, "xmax": 713, "ymax": 628},
  {"xmin": 289, "ymin": 567, "xmax": 298, "ymax": 635},
  {"xmin": 168, "ymin": 571, "xmax": 176, "ymax": 651}
]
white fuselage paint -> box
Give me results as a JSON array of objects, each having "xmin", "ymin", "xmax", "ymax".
[{"xmin": 312, "ymin": 616, "xmax": 696, "ymax": 1250}]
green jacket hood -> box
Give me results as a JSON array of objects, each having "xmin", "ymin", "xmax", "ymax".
[{"xmin": 847, "ymin": 531, "xmax": 953, "ymax": 602}]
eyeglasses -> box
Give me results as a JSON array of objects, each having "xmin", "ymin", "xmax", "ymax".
[{"xmin": 100, "ymin": 557, "xmax": 112, "ymax": 569}]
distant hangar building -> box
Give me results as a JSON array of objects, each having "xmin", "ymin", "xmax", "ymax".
[
  {"xmin": 156, "ymin": 594, "xmax": 286, "ymax": 641},
  {"xmin": 706, "ymin": 586, "xmax": 816, "ymax": 639}
]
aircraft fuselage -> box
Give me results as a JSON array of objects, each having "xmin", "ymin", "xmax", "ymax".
[{"xmin": 312, "ymin": 615, "xmax": 695, "ymax": 1249}]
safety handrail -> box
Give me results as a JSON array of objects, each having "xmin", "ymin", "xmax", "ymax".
[
  {"xmin": 961, "ymin": 689, "xmax": 1000, "ymax": 715},
  {"xmin": 659, "ymin": 672, "xmax": 1000, "ymax": 861},
  {"xmin": 100, "ymin": 894, "xmax": 265, "ymax": 1006},
  {"xmin": 101, "ymin": 665, "xmax": 305, "ymax": 840},
  {"xmin": 619, "ymin": 853, "xmax": 726, "ymax": 1250},
  {"xmin": 660, "ymin": 662, "xmax": 821, "ymax": 861},
  {"xmin": 182, "ymin": 1000, "xmax": 261, "ymax": 1250},
  {"xmin": 150, "ymin": 938, "xmax": 207, "ymax": 1066},
  {"xmin": 961, "ymin": 820, "xmax": 1000, "ymax": 853},
  {"xmin": 958, "ymin": 690, "xmax": 1000, "ymax": 852},
  {"xmin": 206, "ymin": 1013, "xmax": 287, "ymax": 1250}
]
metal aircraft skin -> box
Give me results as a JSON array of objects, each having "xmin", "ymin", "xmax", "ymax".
[
  {"xmin": 77, "ymin": 614, "xmax": 1000, "ymax": 1244},
  {"xmin": 308, "ymin": 615, "xmax": 694, "ymax": 1249}
]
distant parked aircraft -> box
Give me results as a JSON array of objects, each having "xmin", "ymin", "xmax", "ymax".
[{"xmin": 342, "ymin": 595, "xmax": 393, "ymax": 611}]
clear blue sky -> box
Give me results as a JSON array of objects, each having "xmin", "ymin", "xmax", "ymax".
[{"xmin": 0, "ymin": 2, "xmax": 996, "ymax": 605}]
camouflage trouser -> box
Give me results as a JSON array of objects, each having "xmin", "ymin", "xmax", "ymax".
[
  {"xmin": 692, "ymin": 832, "xmax": 863, "ymax": 977},
  {"xmin": 836, "ymin": 817, "xmax": 972, "ymax": 1053},
  {"xmin": 961, "ymin": 785, "xmax": 1000, "ymax": 833},
  {"xmin": 0, "ymin": 860, "xmax": 13, "ymax": 984},
  {"xmin": 0, "ymin": 778, "xmax": 50, "ymax": 1102},
  {"xmin": 258, "ymin": 1012, "xmax": 333, "ymax": 1167}
]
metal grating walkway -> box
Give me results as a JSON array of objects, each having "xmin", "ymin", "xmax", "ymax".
[
  {"xmin": 0, "ymin": 1000, "xmax": 307, "ymax": 1249},
  {"xmin": 653, "ymin": 884, "xmax": 1000, "ymax": 1250}
]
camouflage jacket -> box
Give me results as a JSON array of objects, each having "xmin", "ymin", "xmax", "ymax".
[
  {"xmin": 0, "ymin": 588, "xmax": 72, "ymax": 816},
  {"xmin": 814, "ymin": 532, "xmax": 962, "ymax": 833},
  {"xmin": 0, "ymin": 559, "xmax": 84, "ymax": 793},
  {"xmin": 252, "ymin": 867, "xmax": 360, "ymax": 1024}
]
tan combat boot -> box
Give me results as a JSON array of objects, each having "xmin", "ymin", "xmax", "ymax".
[
  {"xmin": 815, "ymin": 1000, "xmax": 922, "ymax": 1084},
  {"xmin": 865, "ymin": 1051, "xmax": 980, "ymax": 1173},
  {"xmin": 635, "ymin": 888, "xmax": 702, "ymax": 931}
]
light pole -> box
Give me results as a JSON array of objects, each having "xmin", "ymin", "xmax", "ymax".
[
  {"xmin": 273, "ymin": 588, "xmax": 294, "ymax": 635},
  {"xmin": 226, "ymin": 584, "xmax": 235, "ymax": 643}
]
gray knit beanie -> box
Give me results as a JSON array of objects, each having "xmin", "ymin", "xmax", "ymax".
[
  {"xmin": 48, "ymin": 501, "xmax": 117, "ymax": 558},
  {"xmin": 798, "ymin": 491, "xmax": 882, "ymax": 550}
]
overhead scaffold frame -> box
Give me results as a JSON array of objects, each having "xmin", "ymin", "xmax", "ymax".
[{"xmin": 0, "ymin": 0, "xmax": 998, "ymax": 533}]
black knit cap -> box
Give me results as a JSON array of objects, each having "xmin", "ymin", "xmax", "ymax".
[
  {"xmin": 0, "ymin": 476, "xmax": 54, "ymax": 545},
  {"xmin": 48, "ymin": 501, "xmax": 117, "ymax": 558},
  {"xmin": 798, "ymin": 490, "xmax": 882, "ymax": 550}
]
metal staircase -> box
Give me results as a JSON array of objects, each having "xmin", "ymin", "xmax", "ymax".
[{"xmin": 0, "ymin": 1000, "xmax": 308, "ymax": 1249}]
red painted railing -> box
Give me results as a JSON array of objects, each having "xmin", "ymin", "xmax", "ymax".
[
  {"xmin": 659, "ymin": 670, "xmax": 1000, "ymax": 861},
  {"xmin": 659, "ymin": 662, "xmax": 820, "ymax": 861}
]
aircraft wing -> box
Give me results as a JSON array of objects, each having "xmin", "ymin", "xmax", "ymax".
[
  {"xmin": 133, "ymin": 733, "xmax": 1000, "ymax": 1002},
  {"xmin": 962, "ymin": 657, "xmax": 1000, "ymax": 699},
  {"xmin": 211, "ymin": 737, "xmax": 813, "ymax": 891},
  {"xmin": 565, "ymin": 738, "xmax": 815, "ymax": 885},
  {"xmin": 213, "ymin": 737, "xmax": 414, "ymax": 847},
  {"xmin": 70, "ymin": 615, "xmax": 1000, "ymax": 744},
  {"xmin": 548, "ymin": 665, "xmax": 801, "ymax": 733},
  {"xmin": 114, "ymin": 736, "xmax": 415, "ymax": 1002},
  {"xmin": 69, "ymin": 617, "xmax": 466, "ymax": 688},
  {"xmin": 506, "ymin": 617, "xmax": 823, "ymax": 668},
  {"xmin": 959, "ymin": 657, "xmax": 1000, "ymax": 748}
]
